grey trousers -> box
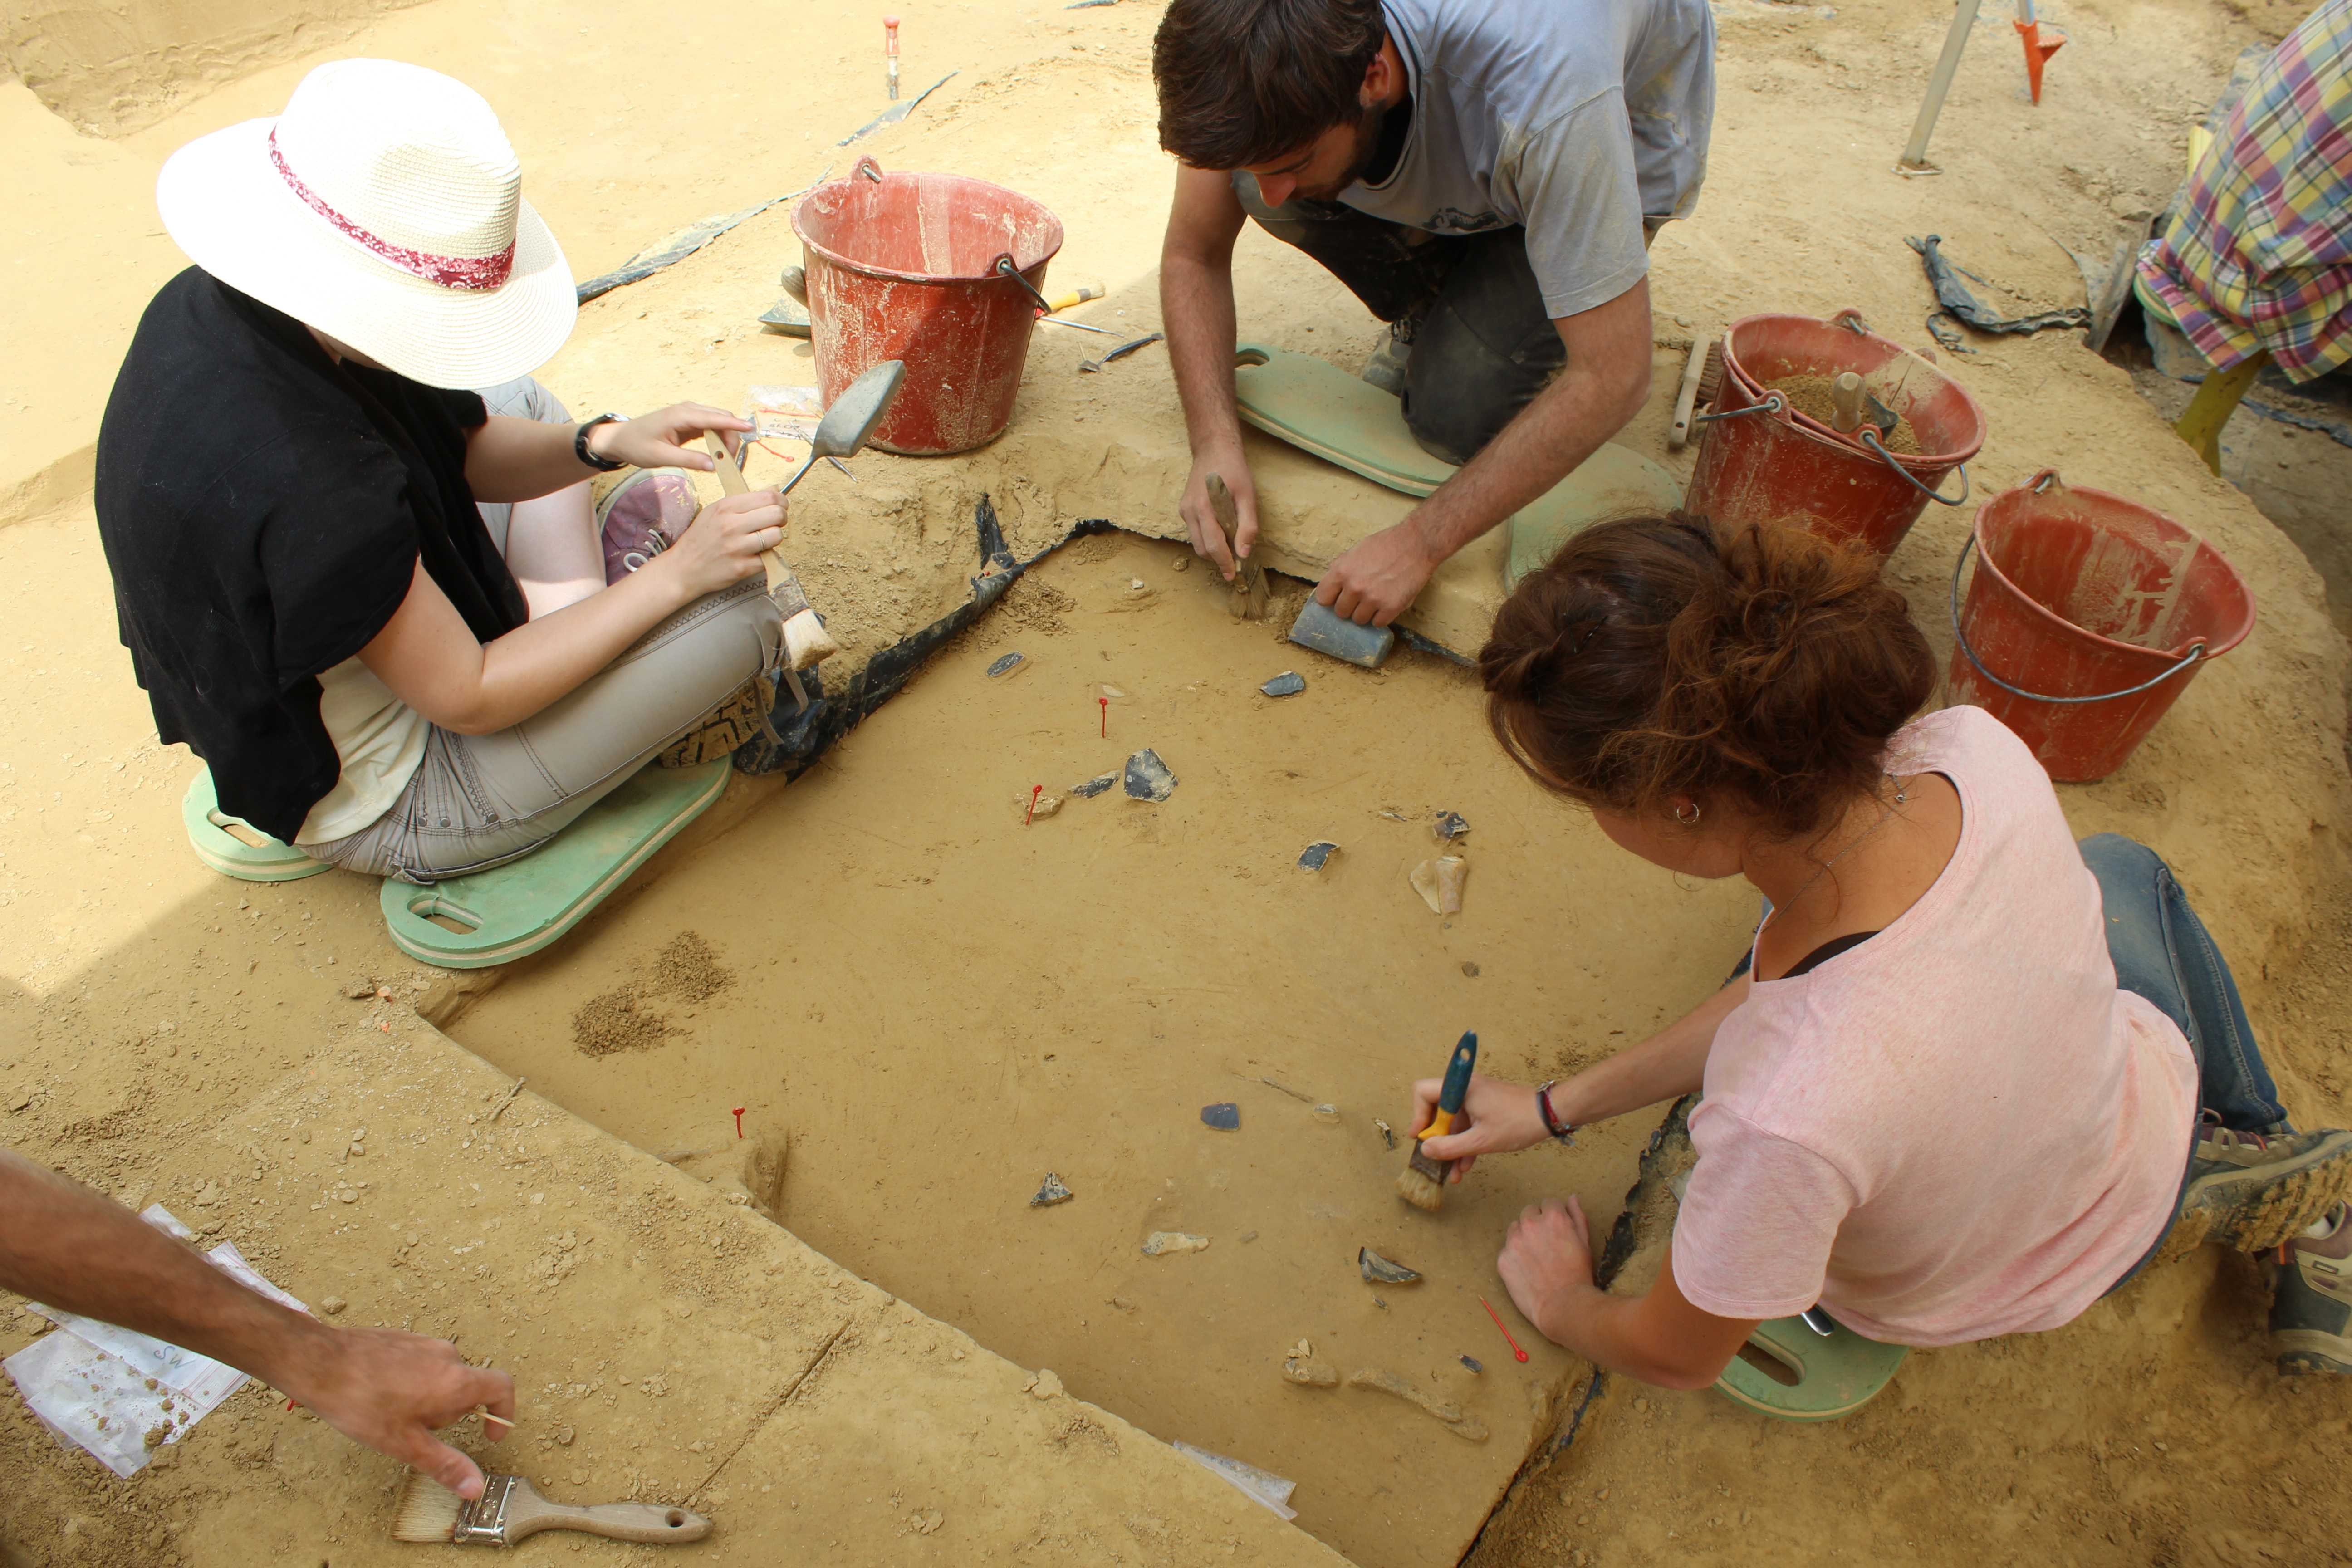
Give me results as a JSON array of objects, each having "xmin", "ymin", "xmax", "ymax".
[{"xmin": 304, "ymin": 576, "xmax": 779, "ymax": 884}]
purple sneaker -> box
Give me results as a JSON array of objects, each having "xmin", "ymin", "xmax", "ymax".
[{"xmin": 594, "ymin": 467, "xmax": 701, "ymax": 585}]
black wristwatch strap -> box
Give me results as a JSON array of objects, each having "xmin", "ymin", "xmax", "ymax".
[
  {"xmin": 1535, "ymin": 1080, "xmax": 1577, "ymax": 1145},
  {"xmin": 575, "ymin": 413, "xmax": 627, "ymax": 471}
]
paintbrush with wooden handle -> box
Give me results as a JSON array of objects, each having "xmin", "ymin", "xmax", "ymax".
[{"xmin": 393, "ymin": 1472, "xmax": 711, "ymax": 1546}]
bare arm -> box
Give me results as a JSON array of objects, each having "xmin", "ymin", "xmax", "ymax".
[
  {"xmin": 1319, "ymin": 275, "xmax": 1657, "ymax": 626},
  {"xmin": 0, "ymin": 1149, "xmax": 513, "ymax": 1496},
  {"xmin": 1160, "ymin": 165, "xmax": 1258, "ymax": 579},
  {"xmin": 361, "ymin": 485, "xmax": 784, "ymax": 735},
  {"xmin": 461, "ymin": 402, "xmax": 750, "ymax": 504},
  {"xmin": 1412, "ymin": 972, "xmax": 1748, "ymax": 1176},
  {"xmin": 1499, "ymin": 1198, "xmax": 1758, "ymax": 1389},
  {"xmin": 503, "ymin": 482, "xmax": 606, "ymax": 618}
]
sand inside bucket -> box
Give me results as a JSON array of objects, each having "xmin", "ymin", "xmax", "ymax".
[{"xmin": 1766, "ymin": 372, "xmax": 1923, "ymax": 456}]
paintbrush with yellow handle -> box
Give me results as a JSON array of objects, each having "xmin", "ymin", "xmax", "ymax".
[
  {"xmin": 393, "ymin": 1471, "xmax": 711, "ymax": 1547},
  {"xmin": 1396, "ymin": 1030, "xmax": 1478, "ymax": 1211}
]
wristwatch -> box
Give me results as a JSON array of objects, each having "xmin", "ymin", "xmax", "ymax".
[
  {"xmin": 1534, "ymin": 1081, "xmax": 1578, "ymax": 1145},
  {"xmin": 575, "ymin": 413, "xmax": 627, "ymax": 472}
]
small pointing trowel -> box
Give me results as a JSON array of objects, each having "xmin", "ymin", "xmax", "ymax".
[{"xmin": 1205, "ymin": 471, "xmax": 1269, "ymax": 621}]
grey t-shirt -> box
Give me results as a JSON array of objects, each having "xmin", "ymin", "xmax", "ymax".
[{"xmin": 1340, "ymin": 0, "xmax": 1716, "ymax": 318}]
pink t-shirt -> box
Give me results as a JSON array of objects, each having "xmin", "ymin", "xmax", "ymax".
[{"xmin": 1671, "ymin": 706, "xmax": 2198, "ymax": 1346}]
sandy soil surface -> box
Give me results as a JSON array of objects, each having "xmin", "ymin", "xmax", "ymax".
[
  {"xmin": 0, "ymin": 984, "xmax": 1346, "ymax": 1568},
  {"xmin": 5, "ymin": 0, "xmax": 2352, "ymax": 1565},
  {"xmin": 446, "ymin": 529, "xmax": 1759, "ymax": 1568}
]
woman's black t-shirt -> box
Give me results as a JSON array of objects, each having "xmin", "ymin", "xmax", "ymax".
[{"xmin": 94, "ymin": 268, "xmax": 529, "ymax": 844}]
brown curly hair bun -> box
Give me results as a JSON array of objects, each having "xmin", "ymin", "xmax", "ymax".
[{"xmin": 1479, "ymin": 514, "xmax": 1936, "ymax": 843}]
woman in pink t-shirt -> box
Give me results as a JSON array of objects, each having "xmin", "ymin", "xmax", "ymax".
[{"xmin": 1411, "ymin": 514, "xmax": 2352, "ymax": 1387}]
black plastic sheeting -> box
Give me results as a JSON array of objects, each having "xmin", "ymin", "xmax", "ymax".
[
  {"xmin": 730, "ymin": 497, "xmax": 1475, "ymax": 777},
  {"xmin": 733, "ymin": 497, "xmax": 1117, "ymax": 777},
  {"xmin": 1908, "ymin": 234, "xmax": 2090, "ymax": 354}
]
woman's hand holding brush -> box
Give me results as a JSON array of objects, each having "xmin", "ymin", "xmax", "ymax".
[{"xmin": 1407, "ymin": 1072, "xmax": 1555, "ymax": 1181}]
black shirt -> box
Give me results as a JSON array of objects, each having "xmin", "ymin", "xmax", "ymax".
[{"xmin": 94, "ymin": 269, "xmax": 526, "ymax": 844}]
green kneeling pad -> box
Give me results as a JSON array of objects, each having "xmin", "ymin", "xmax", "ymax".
[
  {"xmin": 380, "ymin": 759, "xmax": 731, "ymax": 970},
  {"xmin": 1714, "ymin": 1313, "xmax": 1910, "ymax": 1422},
  {"xmin": 1230, "ymin": 342, "xmax": 1683, "ymax": 588},
  {"xmin": 183, "ymin": 770, "xmax": 333, "ymax": 883}
]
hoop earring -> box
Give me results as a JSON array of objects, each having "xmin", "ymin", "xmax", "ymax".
[{"xmin": 1674, "ymin": 801, "xmax": 1702, "ymax": 828}]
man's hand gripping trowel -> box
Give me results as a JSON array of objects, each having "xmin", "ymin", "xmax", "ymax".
[{"xmin": 704, "ymin": 359, "xmax": 906, "ymax": 713}]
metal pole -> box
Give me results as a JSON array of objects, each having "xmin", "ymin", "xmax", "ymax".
[{"xmin": 1899, "ymin": 0, "xmax": 1984, "ymax": 171}]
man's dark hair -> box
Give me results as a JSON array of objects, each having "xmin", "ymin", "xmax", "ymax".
[{"xmin": 1153, "ymin": 0, "xmax": 1389, "ymax": 169}]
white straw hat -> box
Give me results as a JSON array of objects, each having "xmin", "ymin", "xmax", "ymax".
[{"xmin": 156, "ymin": 59, "xmax": 575, "ymax": 390}]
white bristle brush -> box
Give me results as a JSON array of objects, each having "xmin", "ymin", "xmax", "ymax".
[{"xmin": 392, "ymin": 1471, "xmax": 712, "ymax": 1546}]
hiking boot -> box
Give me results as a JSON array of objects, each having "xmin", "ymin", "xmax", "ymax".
[
  {"xmin": 2171, "ymin": 1116, "xmax": 2352, "ymax": 1254},
  {"xmin": 2271, "ymin": 1202, "xmax": 2352, "ymax": 1375},
  {"xmin": 656, "ymin": 675, "xmax": 771, "ymax": 767},
  {"xmin": 1361, "ymin": 324, "xmax": 1412, "ymax": 396}
]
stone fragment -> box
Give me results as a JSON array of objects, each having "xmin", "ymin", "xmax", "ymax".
[
  {"xmin": 1357, "ymin": 1248, "xmax": 1422, "ymax": 1285},
  {"xmin": 1260, "ymin": 671, "xmax": 1306, "ymax": 698},
  {"xmin": 985, "ymin": 651, "xmax": 1028, "ymax": 680},
  {"xmin": 1124, "ymin": 749, "xmax": 1177, "ymax": 803},
  {"xmin": 320, "ymin": 1296, "xmax": 347, "ymax": 1316},
  {"xmin": 1297, "ymin": 841, "xmax": 1339, "ymax": 872},
  {"xmin": 1030, "ymin": 1172, "xmax": 1073, "ymax": 1208},
  {"xmin": 1409, "ymin": 855, "xmax": 1466, "ymax": 915},
  {"xmin": 1312, "ymin": 1104, "xmax": 1341, "ymax": 1125},
  {"xmin": 1142, "ymin": 1231, "xmax": 1210, "ymax": 1257},
  {"xmin": 1282, "ymin": 1357, "xmax": 1339, "ymax": 1387},
  {"xmin": 1069, "ymin": 773, "xmax": 1118, "ymax": 799},
  {"xmin": 1434, "ymin": 811, "xmax": 1470, "ymax": 842},
  {"xmin": 1028, "ymin": 1369, "xmax": 1064, "ymax": 1399},
  {"xmin": 1017, "ymin": 792, "xmax": 1063, "ymax": 822},
  {"xmin": 1200, "ymin": 1102, "xmax": 1240, "ymax": 1131}
]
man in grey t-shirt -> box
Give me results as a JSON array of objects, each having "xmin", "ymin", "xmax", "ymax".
[{"xmin": 1154, "ymin": 0, "xmax": 1714, "ymax": 625}]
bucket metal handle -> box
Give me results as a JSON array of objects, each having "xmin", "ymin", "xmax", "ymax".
[
  {"xmin": 992, "ymin": 254, "xmax": 1055, "ymax": 311},
  {"xmin": 1833, "ymin": 308, "xmax": 1874, "ymax": 337},
  {"xmin": 1948, "ymin": 530, "xmax": 2206, "ymax": 705},
  {"xmin": 854, "ymin": 157, "xmax": 885, "ymax": 182},
  {"xmin": 1691, "ymin": 391, "xmax": 1786, "ymax": 426},
  {"xmin": 1860, "ymin": 429, "xmax": 1970, "ymax": 507}
]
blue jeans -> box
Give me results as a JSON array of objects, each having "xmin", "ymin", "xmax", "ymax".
[
  {"xmin": 2081, "ymin": 833, "xmax": 2286, "ymax": 1133},
  {"xmin": 2082, "ymin": 833, "xmax": 2288, "ymax": 1291}
]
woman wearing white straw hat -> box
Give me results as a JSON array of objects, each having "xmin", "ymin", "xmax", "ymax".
[{"xmin": 96, "ymin": 59, "xmax": 788, "ymax": 882}]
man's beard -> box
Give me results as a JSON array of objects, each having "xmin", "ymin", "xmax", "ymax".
[{"xmin": 1292, "ymin": 103, "xmax": 1387, "ymax": 202}]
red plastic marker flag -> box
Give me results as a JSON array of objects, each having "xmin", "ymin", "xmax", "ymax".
[
  {"xmin": 732, "ymin": 1107, "xmax": 745, "ymax": 1138},
  {"xmin": 1480, "ymin": 1297, "xmax": 1531, "ymax": 1363},
  {"xmin": 1098, "ymin": 696, "xmax": 1109, "ymax": 738},
  {"xmin": 1025, "ymin": 784, "xmax": 1044, "ymax": 826}
]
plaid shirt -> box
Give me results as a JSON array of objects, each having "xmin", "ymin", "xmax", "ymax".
[{"xmin": 2137, "ymin": 0, "xmax": 2352, "ymax": 383}]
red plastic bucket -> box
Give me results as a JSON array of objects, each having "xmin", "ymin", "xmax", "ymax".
[
  {"xmin": 792, "ymin": 156, "xmax": 1063, "ymax": 456},
  {"xmin": 1947, "ymin": 470, "xmax": 2256, "ymax": 782},
  {"xmin": 1684, "ymin": 309, "xmax": 1986, "ymax": 559}
]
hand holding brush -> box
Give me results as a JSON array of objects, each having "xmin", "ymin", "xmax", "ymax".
[
  {"xmin": 1404, "ymin": 1058, "xmax": 1569, "ymax": 1201},
  {"xmin": 1396, "ymin": 1032, "xmax": 1479, "ymax": 1210}
]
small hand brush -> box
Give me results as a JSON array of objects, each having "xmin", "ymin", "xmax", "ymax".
[
  {"xmin": 1396, "ymin": 1031, "xmax": 1478, "ymax": 1212},
  {"xmin": 393, "ymin": 1472, "xmax": 712, "ymax": 1547}
]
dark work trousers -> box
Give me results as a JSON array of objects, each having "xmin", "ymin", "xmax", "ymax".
[{"xmin": 1231, "ymin": 171, "xmax": 1565, "ymax": 466}]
